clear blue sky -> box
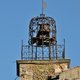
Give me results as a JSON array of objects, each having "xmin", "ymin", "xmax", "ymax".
[{"xmin": 0, "ymin": 0, "xmax": 80, "ymax": 80}]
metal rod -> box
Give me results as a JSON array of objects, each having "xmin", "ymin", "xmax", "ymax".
[
  {"xmin": 42, "ymin": 20, "xmax": 44, "ymax": 60},
  {"xmin": 49, "ymin": 33, "xmax": 51, "ymax": 59},
  {"xmin": 56, "ymin": 41, "xmax": 58, "ymax": 59},
  {"xmin": 32, "ymin": 25, "xmax": 33, "ymax": 60},
  {"xmin": 55, "ymin": 25, "xmax": 58, "ymax": 59},
  {"xmin": 35, "ymin": 45, "xmax": 37, "ymax": 60},
  {"xmin": 42, "ymin": 1, "xmax": 44, "ymax": 60},
  {"xmin": 21, "ymin": 40, "xmax": 23, "ymax": 60},
  {"xmin": 42, "ymin": 0, "xmax": 43, "ymax": 14},
  {"xmin": 35, "ymin": 25, "xmax": 38, "ymax": 60},
  {"xmin": 63, "ymin": 39, "xmax": 65, "ymax": 59}
]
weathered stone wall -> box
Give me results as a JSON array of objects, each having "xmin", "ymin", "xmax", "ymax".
[
  {"xmin": 16, "ymin": 60, "xmax": 70, "ymax": 80},
  {"xmin": 59, "ymin": 66, "xmax": 80, "ymax": 80},
  {"xmin": 20, "ymin": 64, "xmax": 55, "ymax": 80}
]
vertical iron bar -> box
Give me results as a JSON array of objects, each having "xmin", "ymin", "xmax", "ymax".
[
  {"xmin": 42, "ymin": 19, "xmax": 44, "ymax": 60},
  {"xmin": 42, "ymin": 0, "xmax": 43, "ymax": 14},
  {"xmin": 35, "ymin": 46, "xmax": 37, "ymax": 60},
  {"xmin": 32, "ymin": 36, "xmax": 33, "ymax": 60},
  {"xmin": 63, "ymin": 39, "xmax": 65, "ymax": 59},
  {"xmin": 52, "ymin": 27, "xmax": 54, "ymax": 59},
  {"xmin": 52, "ymin": 45, "xmax": 54, "ymax": 58},
  {"xmin": 56, "ymin": 41, "xmax": 58, "ymax": 59},
  {"xmin": 55, "ymin": 24, "xmax": 58, "ymax": 59},
  {"xmin": 31, "ymin": 23, "xmax": 33, "ymax": 60},
  {"xmin": 49, "ymin": 31, "xmax": 51, "ymax": 59},
  {"xmin": 21, "ymin": 40, "xmax": 23, "ymax": 60}
]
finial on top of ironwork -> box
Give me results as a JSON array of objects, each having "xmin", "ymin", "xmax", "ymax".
[{"xmin": 42, "ymin": 0, "xmax": 47, "ymax": 15}]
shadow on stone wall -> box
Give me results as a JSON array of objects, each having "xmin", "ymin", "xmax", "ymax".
[{"xmin": 47, "ymin": 75, "xmax": 59, "ymax": 80}]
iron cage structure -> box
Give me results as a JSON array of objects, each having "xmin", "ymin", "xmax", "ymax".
[{"xmin": 21, "ymin": 14, "xmax": 65, "ymax": 60}]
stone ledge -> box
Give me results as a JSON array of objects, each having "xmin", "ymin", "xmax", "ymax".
[{"xmin": 16, "ymin": 59, "xmax": 70, "ymax": 64}]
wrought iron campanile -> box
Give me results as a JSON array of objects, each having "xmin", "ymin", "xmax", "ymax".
[
  {"xmin": 29, "ymin": 14, "xmax": 57, "ymax": 60},
  {"xmin": 21, "ymin": 14, "xmax": 65, "ymax": 60}
]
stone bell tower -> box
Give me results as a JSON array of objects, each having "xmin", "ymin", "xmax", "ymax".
[{"xmin": 16, "ymin": 0, "xmax": 70, "ymax": 80}]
